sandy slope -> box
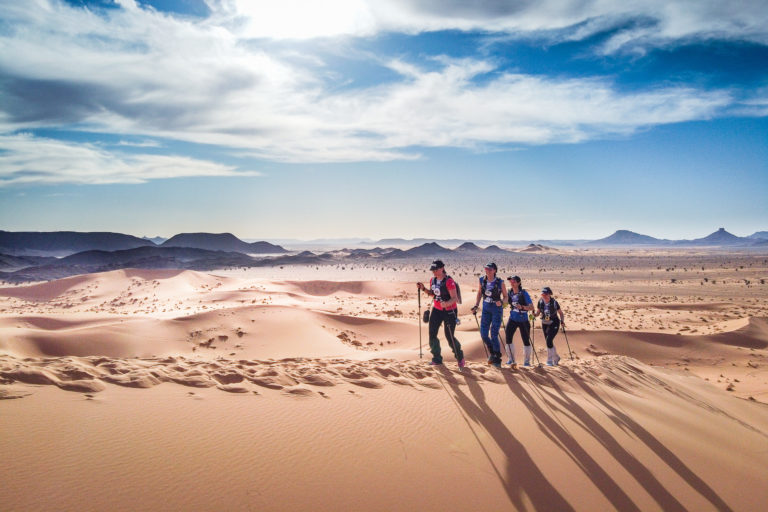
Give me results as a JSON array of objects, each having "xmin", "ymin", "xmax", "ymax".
[
  {"xmin": 2, "ymin": 357, "xmax": 767, "ymax": 511},
  {"xmin": 2, "ymin": 263, "xmax": 768, "ymax": 511}
]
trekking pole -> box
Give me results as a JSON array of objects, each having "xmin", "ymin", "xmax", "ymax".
[
  {"xmin": 417, "ymin": 286, "xmax": 423, "ymax": 359},
  {"xmin": 529, "ymin": 313, "xmax": 542, "ymax": 367},
  {"xmin": 500, "ymin": 316, "xmax": 510, "ymax": 363},
  {"xmin": 472, "ymin": 311, "xmax": 489, "ymax": 360},
  {"xmin": 562, "ymin": 323, "xmax": 574, "ymax": 361}
]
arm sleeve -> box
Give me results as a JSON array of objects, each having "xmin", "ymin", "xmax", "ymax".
[{"xmin": 447, "ymin": 279, "xmax": 457, "ymax": 291}]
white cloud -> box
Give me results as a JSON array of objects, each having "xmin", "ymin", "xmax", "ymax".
[
  {"xmin": 0, "ymin": 134, "xmax": 260, "ymax": 186},
  {"xmin": 219, "ymin": 0, "xmax": 768, "ymax": 48},
  {"xmin": 0, "ymin": 0, "xmax": 761, "ymax": 170}
]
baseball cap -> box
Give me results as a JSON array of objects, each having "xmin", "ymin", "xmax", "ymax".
[{"xmin": 429, "ymin": 260, "xmax": 445, "ymax": 271}]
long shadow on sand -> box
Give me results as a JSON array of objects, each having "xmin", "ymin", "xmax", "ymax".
[
  {"xmin": 513, "ymin": 368, "xmax": 733, "ymax": 512},
  {"xmin": 503, "ymin": 370, "xmax": 645, "ymax": 512},
  {"xmin": 437, "ymin": 367, "xmax": 575, "ymax": 511},
  {"xmin": 560, "ymin": 368, "xmax": 734, "ymax": 512}
]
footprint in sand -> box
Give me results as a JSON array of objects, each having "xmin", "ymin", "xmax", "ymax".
[{"xmin": 285, "ymin": 386, "xmax": 314, "ymax": 397}]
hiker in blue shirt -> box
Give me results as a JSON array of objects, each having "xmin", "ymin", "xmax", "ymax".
[
  {"xmin": 505, "ymin": 276, "xmax": 534, "ymax": 367},
  {"xmin": 471, "ymin": 262, "xmax": 507, "ymax": 368}
]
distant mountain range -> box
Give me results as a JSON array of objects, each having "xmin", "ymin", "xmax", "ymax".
[
  {"xmin": 3, "ymin": 229, "xmax": 765, "ymax": 259},
  {"xmin": 0, "ymin": 228, "xmax": 766, "ymax": 282},
  {"xmin": 369, "ymin": 229, "xmax": 768, "ymax": 248},
  {"xmin": 1, "ymin": 246, "xmax": 258, "ymax": 282},
  {"xmin": 589, "ymin": 228, "xmax": 765, "ymax": 247},
  {"xmin": 0, "ymin": 230, "xmax": 152, "ymax": 257},
  {"xmin": 369, "ymin": 237, "xmax": 586, "ymax": 247},
  {"xmin": 161, "ymin": 232, "xmax": 286, "ymax": 254},
  {"xmin": 0, "ymin": 230, "xmax": 285, "ymax": 257}
]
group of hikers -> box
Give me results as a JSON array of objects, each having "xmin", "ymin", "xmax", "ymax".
[{"xmin": 417, "ymin": 260, "xmax": 566, "ymax": 369}]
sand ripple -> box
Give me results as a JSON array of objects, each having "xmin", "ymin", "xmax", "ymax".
[{"xmin": 0, "ymin": 354, "xmax": 712, "ymax": 402}]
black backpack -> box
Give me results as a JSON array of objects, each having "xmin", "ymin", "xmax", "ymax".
[
  {"xmin": 538, "ymin": 298, "xmax": 560, "ymax": 322},
  {"xmin": 508, "ymin": 288, "xmax": 529, "ymax": 308},
  {"xmin": 431, "ymin": 275, "xmax": 463, "ymax": 305},
  {"xmin": 480, "ymin": 276, "xmax": 503, "ymax": 302}
]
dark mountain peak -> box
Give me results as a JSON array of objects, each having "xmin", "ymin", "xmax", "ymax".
[
  {"xmin": 696, "ymin": 228, "xmax": 741, "ymax": 243},
  {"xmin": 590, "ymin": 230, "xmax": 660, "ymax": 245},
  {"xmin": 385, "ymin": 242, "xmax": 451, "ymax": 259},
  {"xmin": 162, "ymin": 233, "xmax": 286, "ymax": 253},
  {"xmin": 248, "ymin": 241, "xmax": 287, "ymax": 254},
  {"xmin": 455, "ymin": 242, "xmax": 482, "ymax": 251}
]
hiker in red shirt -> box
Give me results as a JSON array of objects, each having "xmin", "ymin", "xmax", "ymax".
[{"xmin": 417, "ymin": 260, "xmax": 465, "ymax": 367}]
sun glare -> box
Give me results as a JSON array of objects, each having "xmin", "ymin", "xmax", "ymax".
[{"xmin": 235, "ymin": 0, "xmax": 375, "ymax": 39}]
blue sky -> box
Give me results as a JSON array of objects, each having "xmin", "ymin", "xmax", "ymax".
[{"xmin": 0, "ymin": 0, "xmax": 766, "ymax": 240}]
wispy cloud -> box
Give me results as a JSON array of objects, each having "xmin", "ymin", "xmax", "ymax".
[
  {"xmin": 0, "ymin": 0, "xmax": 763, "ymax": 168},
  {"xmin": 0, "ymin": 133, "xmax": 260, "ymax": 186},
  {"xmin": 116, "ymin": 139, "xmax": 163, "ymax": 148}
]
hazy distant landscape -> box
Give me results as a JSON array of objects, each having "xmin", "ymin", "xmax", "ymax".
[{"xmin": 1, "ymin": 228, "xmax": 767, "ymax": 283}]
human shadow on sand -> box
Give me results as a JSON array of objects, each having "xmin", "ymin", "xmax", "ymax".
[
  {"xmin": 562, "ymin": 368, "xmax": 734, "ymax": 512},
  {"xmin": 513, "ymin": 368, "xmax": 733, "ymax": 512},
  {"xmin": 436, "ymin": 366, "xmax": 575, "ymax": 511},
  {"xmin": 503, "ymin": 370, "xmax": 645, "ymax": 512}
]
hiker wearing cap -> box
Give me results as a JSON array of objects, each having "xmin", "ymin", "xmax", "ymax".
[
  {"xmin": 505, "ymin": 276, "xmax": 534, "ymax": 367},
  {"xmin": 471, "ymin": 262, "xmax": 507, "ymax": 368},
  {"xmin": 535, "ymin": 287, "xmax": 565, "ymax": 366},
  {"xmin": 417, "ymin": 260, "xmax": 465, "ymax": 367}
]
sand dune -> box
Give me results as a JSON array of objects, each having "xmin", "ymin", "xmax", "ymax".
[
  {"xmin": 2, "ymin": 355, "xmax": 767, "ymax": 511},
  {"xmin": 2, "ymin": 260, "xmax": 768, "ymax": 511},
  {"xmin": 281, "ymin": 279, "xmax": 396, "ymax": 296}
]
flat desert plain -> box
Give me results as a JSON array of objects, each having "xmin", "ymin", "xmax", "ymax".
[{"xmin": 2, "ymin": 249, "xmax": 768, "ymax": 511}]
